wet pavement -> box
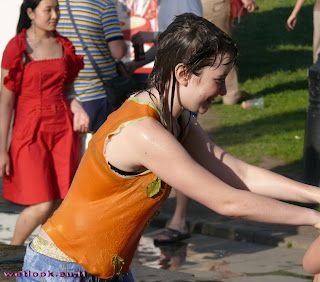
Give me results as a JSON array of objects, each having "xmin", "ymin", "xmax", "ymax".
[{"xmin": 134, "ymin": 227, "xmax": 313, "ymax": 281}]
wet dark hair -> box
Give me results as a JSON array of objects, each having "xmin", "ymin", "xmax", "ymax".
[
  {"xmin": 147, "ymin": 13, "xmax": 239, "ymax": 129},
  {"xmin": 17, "ymin": 0, "xmax": 43, "ymax": 34}
]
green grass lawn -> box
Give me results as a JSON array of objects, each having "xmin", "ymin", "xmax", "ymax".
[{"xmin": 207, "ymin": 0, "xmax": 315, "ymax": 181}]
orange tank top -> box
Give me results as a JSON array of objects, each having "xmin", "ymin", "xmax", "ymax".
[{"xmin": 43, "ymin": 97, "xmax": 176, "ymax": 278}]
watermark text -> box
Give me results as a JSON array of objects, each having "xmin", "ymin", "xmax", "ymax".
[{"xmin": 3, "ymin": 270, "xmax": 86, "ymax": 278}]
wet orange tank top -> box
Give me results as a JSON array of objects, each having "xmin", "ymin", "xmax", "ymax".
[{"xmin": 43, "ymin": 97, "xmax": 173, "ymax": 278}]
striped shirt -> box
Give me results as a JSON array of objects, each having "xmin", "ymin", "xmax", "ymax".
[{"xmin": 57, "ymin": 0, "xmax": 124, "ymax": 102}]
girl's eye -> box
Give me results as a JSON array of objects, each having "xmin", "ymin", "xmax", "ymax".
[{"xmin": 216, "ymin": 79, "xmax": 225, "ymax": 84}]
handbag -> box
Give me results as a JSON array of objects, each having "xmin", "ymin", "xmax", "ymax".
[
  {"xmin": 66, "ymin": 0, "xmax": 137, "ymax": 110},
  {"xmin": 230, "ymin": 0, "xmax": 246, "ymax": 23},
  {"xmin": 105, "ymin": 61, "xmax": 138, "ymax": 109}
]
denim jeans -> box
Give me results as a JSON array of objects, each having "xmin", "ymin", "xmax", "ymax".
[{"xmin": 16, "ymin": 243, "xmax": 134, "ymax": 281}]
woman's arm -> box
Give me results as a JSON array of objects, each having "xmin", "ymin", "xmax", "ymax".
[
  {"xmin": 286, "ymin": 0, "xmax": 306, "ymax": 31},
  {"xmin": 65, "ymin": 84, "xmax": 89, "ymax": 133},
  {"xmin": 108, "ymin": 39, "xmax": 127, "ymax": 61},
  {"xmin": 183, "ymin": 116, "xmax": 320, "ymax": 204},
  {"xmin": 0, "ymin": 68, "xmax": 15, "ymax": 177},
  {"xmin": 105, "ymin": 117, "xmax": 320, "ymax": 228}
]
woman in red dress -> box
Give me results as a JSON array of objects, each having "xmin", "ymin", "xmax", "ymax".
[{"xmin": 0, "ymin": 0, "xmax": 89, "ymax": 245}]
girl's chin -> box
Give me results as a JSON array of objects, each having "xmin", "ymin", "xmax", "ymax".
[
  {"xmin": 199, "ymin": 102, "xmax": 213, "ymax": 113},
  {"xmin": 198, "ymin": 107, "xmax": 209, "ymax": 114}
]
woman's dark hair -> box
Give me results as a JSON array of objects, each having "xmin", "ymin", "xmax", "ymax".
[
  {"xmin": 17, "ymin": 0, "xmax": 43, "ymax": 34},
  {"xmin": 147, "ymin": 13, "xmax": 239, "ymax": 129}
]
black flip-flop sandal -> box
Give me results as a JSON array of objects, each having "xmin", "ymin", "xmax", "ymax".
[{"xmin": 153, "ymin": 228, "xmax": 191, "ymax": 244}]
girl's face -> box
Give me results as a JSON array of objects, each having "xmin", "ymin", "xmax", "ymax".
[
  {"xmin": 179, "ymin": 55, "xmax": 233, "ymax": 114},
  {"xmin": 28, "ymin": 0, "xmax": 60, "ymax": 32}
]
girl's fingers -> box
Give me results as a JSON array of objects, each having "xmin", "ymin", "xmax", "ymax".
[{"xmin": 5, "ymin": 164, "xmax": 10, "ymax": 176}]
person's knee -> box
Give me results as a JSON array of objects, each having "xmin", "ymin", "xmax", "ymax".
[
  {"xmin": 303, "ymin": 254, "xmax": 315, "ymax": 274},
  {"xmin": 303, "ymin": 249, "xmax": 320, "ymax": 274},
  {"xmin": 30, "ymin": 201, "xmax": 55, "ymax": 218}
]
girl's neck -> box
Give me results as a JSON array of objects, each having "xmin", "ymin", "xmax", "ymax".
[
  {"xmin": 27, "ymin": 26, "xmax": 55, "ymax": 40},
  {"xmin": 148, "ymin": 87, "xmax": 184, "ymax": 127}
]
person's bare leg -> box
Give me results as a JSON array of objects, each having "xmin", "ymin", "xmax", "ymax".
[
  {"xmin": 52, "ymin": 198, "xmax": 63, "ymax": 215},
  {"xmin": 154, "ymin": 190, "xmax": 189, "ymax": 241},
  {"xmin": 11, "ymin": 200, "xmax": 54, "ymax": 245},
  {"xmin": 167, "ymin": 191, "xmax": 189, "ymax": 233}
]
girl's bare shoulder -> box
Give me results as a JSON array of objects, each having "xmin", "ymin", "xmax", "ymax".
[{"xmin": 133, "ymin": 90, "xmax": 159, "ymax": 105}]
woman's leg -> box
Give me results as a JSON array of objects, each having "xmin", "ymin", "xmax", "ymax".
[
  {"xmin": 167, "ymin": 190, "xmax": 189, "ymax": 234},
  {"xmin": 52, "ymin": 198, "xmax": 63, "ymax": 213},
  {"xmin": 154, "ymin": 190, "xmax": 189, "ymax": 242},
  {"xmin": 11, "ymin": 200, "xmax": 55, "ymax": 245}
]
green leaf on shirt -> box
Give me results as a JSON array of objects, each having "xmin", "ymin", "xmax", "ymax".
[
  {"xmin": 111, "ymin": 254, "xmax": 125, "ymax": 275},
  {"xmin": 146, "ymin": 177, "xmax": 161, "ymax": 197}
]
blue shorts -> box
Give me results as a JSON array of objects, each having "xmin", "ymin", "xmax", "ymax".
[
  {"xmin": 17, "ymin": 243, "xmax": 134, "ymax": 281},
  {"xmin": 82, "ymin": 98, "xmax": 114, "ymax": 133}
]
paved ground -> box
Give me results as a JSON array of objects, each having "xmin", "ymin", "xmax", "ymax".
[{"xmin": 135, "ymin": 227, "xmax": 314, "ymax": 282}]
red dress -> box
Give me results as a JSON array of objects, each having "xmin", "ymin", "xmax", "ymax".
[{"xmin": 1, "ymin": 29, "xmax": 84, "ymax": 205}]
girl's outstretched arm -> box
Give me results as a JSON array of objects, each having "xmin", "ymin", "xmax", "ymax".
[
  {"xmin": 105, "ymin": 116, "xmax": 320, "ymax": 229},
  {"xmin": 0, "ymin": 68, "xmax": 15, "ymax": 177},
  {"xmin": 182, "ymin": 115, "xmax": 320, "ymax": 204}
]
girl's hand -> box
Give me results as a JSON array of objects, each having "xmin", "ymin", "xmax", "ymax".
[
  {"xmin": 0, "ymin": 151, "xmax": 10, "ymax": 177},
  {"xmin": 73, "ymin": 110, "xmax": 90, "ymax": 133},
  {"xmin": 69, "ymin": 97, "xmax": 90, "ymax": 132},
  {"xmin": 286, "ymin": 14, "xmax": 297, "ymax": 31},
  {"xmin": 241, "ymin": 0, "xmax": 258, "ymax": 12}
]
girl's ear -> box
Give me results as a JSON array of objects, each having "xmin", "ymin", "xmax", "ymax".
[
  {"xmin": 27, "ymin": 8, "xmax": 34, "ymax": 21},
  {"xmin": 174, "ymin": 63, "xmax": 190, "ymax": 87}
]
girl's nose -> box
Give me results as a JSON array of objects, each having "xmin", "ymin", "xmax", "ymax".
[
  {"xmin": 52, "ymin": 9, "xmax": 60, "ymax": 19},
  {"xmin": 219, "ymin": 83, "xmax": 227, "ymax": 96}
]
